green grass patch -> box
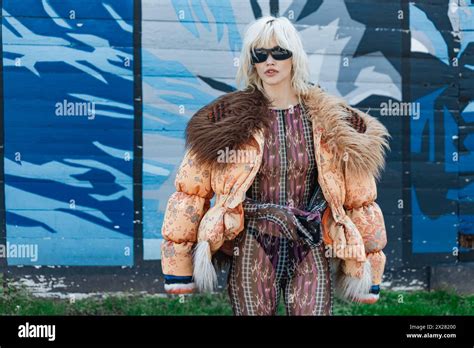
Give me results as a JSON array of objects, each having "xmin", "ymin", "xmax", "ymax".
[{"xmin": 1, "ymin": 279, "xmax": 473, "ymax": 315}]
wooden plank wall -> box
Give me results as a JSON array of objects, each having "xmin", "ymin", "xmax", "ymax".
[
  {"xmin": 0, "ymin": 1, "xmax": 472, "ymax": 285},
  {"xmin": 2, "ymin": 0, "xmax": 135, "ymax": 265},
  {"xmin": 143, "ymin": 0, "xmax": 474, "ymax": 280}
]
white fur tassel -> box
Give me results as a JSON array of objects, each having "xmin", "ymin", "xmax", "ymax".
[
  {"xmin": 334, "ymin": 260, "xmax": 372, "ymax": 302},
  {"xmin": 193, "ymin": 240, "xmax": 218, "ymax": 293}
]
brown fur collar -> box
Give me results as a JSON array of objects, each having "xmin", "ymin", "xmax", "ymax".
[
  {"xmin": 302, "ymin": 87, "xmax": 392, "ymax": 181},
  {"xmin": 185, "ymin": 85, "xmax": 391, "ymax": 180},
  {"xmin": 185, "ymin": 86, "xmax": 272, "ymax": 172}
]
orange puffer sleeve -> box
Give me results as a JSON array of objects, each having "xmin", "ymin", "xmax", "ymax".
[
  {"xmin": 318, "ymin": 103, "xmax": 390, "ymax": 303},
  {"xmin": 344, "ymin": 174, "xmax": 387, "ymax": 286},
  {"xmin": 161, "ymin": 149, "xmax": 214, "ymax": 278}
]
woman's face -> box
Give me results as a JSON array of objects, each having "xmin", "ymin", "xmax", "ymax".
[{"xmin": 253, "ymin": 38, "xmax": 293, "ymax": 87}]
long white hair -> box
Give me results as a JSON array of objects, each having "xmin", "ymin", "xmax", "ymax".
[{"xmin": 236, "ymin": 16, "xmax": 312, "ymax": 104}]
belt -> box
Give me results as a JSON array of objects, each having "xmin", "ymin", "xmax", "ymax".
[{"xmin": 242, "ymin": 185, "xmax": 328, "ymax": 247}]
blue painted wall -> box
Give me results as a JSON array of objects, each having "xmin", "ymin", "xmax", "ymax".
[
  {"xmin": 1, "ymin": 0, "xmax": 473, "ymax": 271},
  {"xmin": 2, "ymin": 0, "xmax": 134, "ymax": 265}
]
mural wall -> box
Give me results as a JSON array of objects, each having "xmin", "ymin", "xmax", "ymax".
[
  {"xmin": 408, "ymin": 1, "xmax": 474, "ymax": 262},
  {"xmin": 1, "ymin": 0, "xmax": 473, "ymax": 275},
  {"xmin": 2, "ymin": 0, "xmax": 135, "ymax": 265}
]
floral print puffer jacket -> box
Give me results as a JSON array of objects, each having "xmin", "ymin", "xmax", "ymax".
[{"xmin": 161, "ymin": 84, "xmax": 391, "ymax": 301}]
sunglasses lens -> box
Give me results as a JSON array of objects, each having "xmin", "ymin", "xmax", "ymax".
[
  {"xmin": 251, "ymin": 49, "xmax": 268, "ymax": 64},
  {"xmin": 272, "ymin": 47, "xmax": 292, "ymax": 60},
  {"xmin": 250, "ymin": 47, "xmax": 292, "ymax": 64}
]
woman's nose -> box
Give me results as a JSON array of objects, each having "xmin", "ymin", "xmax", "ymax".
[{"xmin": 265, "ymin": 54, "xmax": 276, "ymax": 64}]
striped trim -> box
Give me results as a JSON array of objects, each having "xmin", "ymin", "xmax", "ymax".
[
  {"xmin": 164, "ymin": 282, "xmax": 195, "ymax": 294},
  {"xmin": 164, "ymin": 275, "xmax": 193, "ymax": 284}
]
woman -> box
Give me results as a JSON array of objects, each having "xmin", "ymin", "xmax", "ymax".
[{"xmin": 160, "ymin": 16, "xmax": 391, "ymax": 316}]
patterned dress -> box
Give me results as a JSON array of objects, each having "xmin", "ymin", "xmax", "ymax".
[{"xmin": 227, "ymin": 103, "xmax": 333, "ymax": 315}]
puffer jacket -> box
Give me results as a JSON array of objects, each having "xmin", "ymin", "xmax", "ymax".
[{"xmin": 160, "ymin": 84, "xmax": 391, "ymax": 301}]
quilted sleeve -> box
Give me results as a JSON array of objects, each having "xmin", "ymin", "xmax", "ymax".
[
  {"xmin": 161, "ymin": 149, "xmax": 214, "ymax": 278},
  {"xmin": 344, "ymin": 106, "xmax": 388, "ymax": 286},
  {"xmin": 344, "ymin": 173, "xmax": 387, "ymax": 286}
]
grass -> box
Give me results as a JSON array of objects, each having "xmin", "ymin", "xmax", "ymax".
[{"xmin": 1, "ymin": 279, "xmax": 473, "ymax": 315}]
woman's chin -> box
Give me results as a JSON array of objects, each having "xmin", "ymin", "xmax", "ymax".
[{"xmin": 262, "ymin": 77, "xmax": 285, "ymax": 85}]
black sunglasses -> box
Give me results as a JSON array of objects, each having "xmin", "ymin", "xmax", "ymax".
[{"xmin": 250, "ymin": 46, "xmax": 293, "ymax": 64}]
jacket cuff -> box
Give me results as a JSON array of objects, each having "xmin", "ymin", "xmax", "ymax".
[
  {"xmin": 164, "ymin": 275, "xmax": 195, "ymax": 294},
  {"xmin": 164, "ymin": 275, "xmax": 193, "ymax": 284}
]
